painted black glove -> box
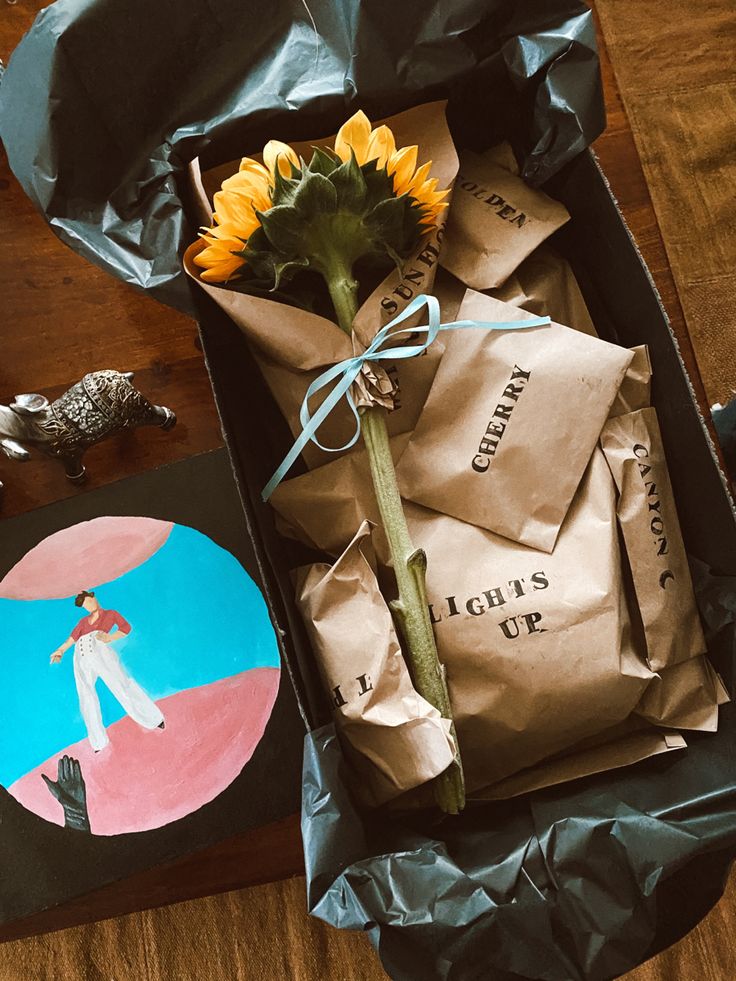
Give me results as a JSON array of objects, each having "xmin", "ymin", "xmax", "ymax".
[{"xmin": 42, "ymin": 755, "xmax": 91, "ymax": 833}]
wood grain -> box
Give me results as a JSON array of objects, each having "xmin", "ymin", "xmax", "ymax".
[
  {"xmin": 0, "ymin": 2, "xmax": 732, "ymax": 978},
  {"xmin": 0, "ymin": 2, "xmax": 224, "ymax": 518},
  {"xmin": 594, "ymin": 0, "xmax": 736, "ymax": 406}
]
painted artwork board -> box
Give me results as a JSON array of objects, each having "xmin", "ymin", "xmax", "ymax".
[{"xmin": 0, "ymin": 450, "xmax": 304, "ymax": 927}]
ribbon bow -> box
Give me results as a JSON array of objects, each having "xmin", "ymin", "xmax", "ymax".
[{"xmin": 262, "ymin": 293, "xmax": 550, "ymax": 500}]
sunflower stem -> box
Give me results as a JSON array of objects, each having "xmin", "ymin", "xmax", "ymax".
[
  {"xmin": 324, "ymin": 266, "xmax": 466, "ymax": 815},
  {"xmin": 323, "ymin": 259, "xmax": 359, "ymax": 337}
]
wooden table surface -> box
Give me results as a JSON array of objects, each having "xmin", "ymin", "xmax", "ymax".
[{"xmin": 0, "ymin": 0, "xmax": 722, "ymax": 966}]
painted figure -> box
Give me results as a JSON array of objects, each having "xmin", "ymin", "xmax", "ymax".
[{"xmin": 50, "ymin": 590, "xmax": 165, "ymax": 751}]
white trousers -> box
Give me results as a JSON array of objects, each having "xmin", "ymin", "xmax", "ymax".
[{"xmin": 73, "ymin": 633, "xmax": 164, "ymax": 750}]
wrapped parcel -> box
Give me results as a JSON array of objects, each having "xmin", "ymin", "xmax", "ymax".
[
  {"xmin": 396, "ymin": 291, "xmax": 634, "ymax": 551},
  {"xmin": 404, "ymin": 450, "xmax": 654, "ymax": 790},
  {"xmin": 296, "ymin": 522, "xmax": 455, "ymax": 806},
  {"xmin": 601, "ymin": 407, "xmax": 706, "ymax": 670},
  {"xmin": 441, "ymin": 151, "xmax": 570, "ymax": 289}
]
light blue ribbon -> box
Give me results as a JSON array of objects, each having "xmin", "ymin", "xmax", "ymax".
[{"xmin": 262, "ymin": 293, "xmax": 550, "ymax": 500}]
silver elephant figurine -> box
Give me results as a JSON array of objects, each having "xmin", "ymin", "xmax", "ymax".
[{"xmin": 0, "ymin": 369, "xmax": 176, "ymax": 497}]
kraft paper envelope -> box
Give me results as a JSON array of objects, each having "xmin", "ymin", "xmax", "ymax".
[
  {"xmin": 441, "ymin": 150, "xmax": 570, "ymax": 290},
  {"xmin": 600, "ymin": 407, "xmax": 706, "ymax": 671},
  {"xmin": 396, "ymin": 289, "xmax": 634, "ymax": 551}
]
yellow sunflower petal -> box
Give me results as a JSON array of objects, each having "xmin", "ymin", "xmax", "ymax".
[
  {"xmin": 425, "ymin": 188, "xmax": 451, "ymax": 206},
  {"xmin": 365, "ymin": 124, "xmax": 396, "ymax": 169},
  {"xmin": 239, "ymin": 156, "xmax": 271, "ymax": 180},
  {"xmin": 193, "ymin": 224, "xmax": 248, "ymax": 283},
  {"xmin": 222, "ymin": 170, "xmax": 272, "ymax": 213},
  {"xmin": 334, "ymin": 110, "xmax": 373, "ymax": 164},
  {"xmin": 405, "ymin": 161, "xmax": 433, "ymax": 195},
  {"xmin": 263, "ymin": 140, "xmax": 300, "ymax": 180},
  {"xmin": 419, "ymin": 201, "xmax": 449, "ymax": 226},
  {"xmin": 387, "ymin": 145, "xmax": 419, "ymax": 196},
  {"xmin": 212, "ymin": 189, "xmax": 263, "ymax": 233},
  {"xmin": 198, "ymin": 258, "xmax": 246, "ymax": 283}
]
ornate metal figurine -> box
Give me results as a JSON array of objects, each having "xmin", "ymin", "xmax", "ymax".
[{"xmin": 0, "ymin": 369, "xmax": 176, "ymax": 499}]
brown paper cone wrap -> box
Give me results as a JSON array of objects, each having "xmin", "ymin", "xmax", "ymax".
[
  {"xmin": 600, "ymin": 407, "xmax": 706, "ymax": 671},
  {"xmin": 252, "ymin": 342, "xmax": 444, "ymax": 469},
  {"xmin": 295, "ymin": 521, "xmax": 455, "ymax": 806},
  {"xmin": 441, "ymin": 151, "xmax": 570, "ymax": 290},
  {"xmin": 396, "ymin": 290, "xmax": 634, "ymax": 551},
  {"xmin": 183, "ymin": 101, "xmax": 460, "ymax": 471}
]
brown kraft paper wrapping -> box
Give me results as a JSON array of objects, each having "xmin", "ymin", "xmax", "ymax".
[
  {"xmin": 440, "ymin": 150, "xmax": 570, "ymax": 290},
  {"xmin": 253, "ymin": 341, "xmax": 445, "ymax": 469},
  {"xmin": 403, "ymin": 449, "xmax": 655, "ymax": 792},
  {"xmin": 488, "ymin": 244, "xmax": 598, "ymax": 337},
  {"xmin": 184, "ymin": 102, "xmax": 459, "ymax": 469},
  {"xmin": 270, "ymin": 432, "xmax": 410, "ymax": 566},
  {"xmin": 600, "ymin": 407, "xmax": 706, "ymax": 671},
  {"xmin": 608, "ymin": 345, "xmax": 652, "ymax": 417},
  {"xmin": 634, "ymin": 655, "xmax": 728, "ymax": 732},
  {"xmin": 272, "ymin": 442, "xmax": 723, "ymax": 796},
  {"xmin": 396, "ymin": 290, "xmax": 634, "ymax": 551},
  {"xmin": 472, "ymin": 726, "xmax": 687, "ymax": 801},
  {"xmin": 482, "ymin": 141, "xmax": 520, "ymax": 175},
  {"xmin": 295, "ymin": 521, "xmax": 455, "ymax": 806}
]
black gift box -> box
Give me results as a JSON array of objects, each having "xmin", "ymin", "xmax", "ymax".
[
  {"xmin": 2, "ymin": 1, "xmax": 736, "ymax": 977},
  {"xmin": 193, "ymin": 148, "xmax": 736, "ymax": 981}
]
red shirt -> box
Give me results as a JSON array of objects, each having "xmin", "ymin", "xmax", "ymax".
[{"xmin": 71, "ymin": 608, "xmax": 131, "ymax": 641}]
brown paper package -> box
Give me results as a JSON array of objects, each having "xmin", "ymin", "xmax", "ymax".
[
  {"xmin": 483, "ymin": 141, "xmax": 520, "ymax": 175},
  {"xmin": 295, "ymin": 521, "xmax": 455, "ymax": 806},
  {"xmin": 488, "ymin": 244, "xmax": 597, "ymax": 337},
  {"xmin": 412, "ymin": 651, "xmax": 729, "ymax": 803},
  {"xmin": 600, "ymin": 407, "xmax": 706, "ymax": 671},
  {"xmin": 272, "ymin": 436, "xmax": 723, "ymax": 797},
  {"xmin": 471, "ymin": 725, "xmax": 687, "ymax": 801},
  {"xmin": 406, "ymin": 449, "xmax": 657, "ymax": 791},
  {"xmin": 271, "ymin": 432, "xmax": 410, "ymax": 566},
  {"xmin": 635, "ymin": 655, "xmax": 728, "ymax": 732},
  {"xmin": 396, "ymin": 290, "xmax": 634, "ymax": 551},
  {"xmin": 478, "ymin": 138, "xmax": 597, "ymax": 340},
  {"xmin": 609, "ymin": 346, "xmax": 652, "ymax": 417},
  {"xmin": 441, "ymin": 150, "xmax": 570, "ymax": 290}
]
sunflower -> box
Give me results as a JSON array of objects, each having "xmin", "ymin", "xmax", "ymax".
[{"xmin": 194, "ymin": 111, "xmax": 449, "ymax": 284}]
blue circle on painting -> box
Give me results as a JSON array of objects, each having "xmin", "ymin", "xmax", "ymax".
[{"xmin": 0, "ymin": 518, "xmax": 280, "ymax": 835}]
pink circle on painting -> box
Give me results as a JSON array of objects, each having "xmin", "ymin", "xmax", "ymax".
[
  {"xmin": 0, "ymin": 516, "xmax": 174, "ymax": 600},
  {"xmin": 2, "ymin": 518, "xmax": 281, "ymax": 835}
]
